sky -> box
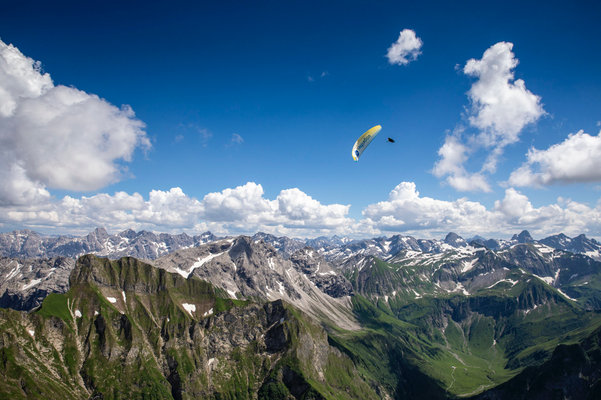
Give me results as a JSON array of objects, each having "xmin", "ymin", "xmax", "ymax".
[{"xmin": 1, "ymin": 0, "xmax": 600, "ymax": 241}]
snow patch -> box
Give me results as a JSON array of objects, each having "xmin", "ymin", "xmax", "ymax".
[
  {"xmin": 176, "ymin": 252, "xmax": 225, "ymax": 278},
  {"xmin": 534, "ymin": 244, "xmax": 555, "ymax": 254},
  {"xmin": 5, "ymin": 262, "xmax": 22, "ymax": 280},
  {"xmin": 532, "ymin": 274, "xmax": 554, "ymax": 285},
  {"xmin": 122, "ymin": 291, "xmax": 127, "ymax": 303},
  {"xmin": 203, "ymin": 308, "xmax": 214, "ymax": 317},
  {"xmin": 461, "ymin": 259, "xmax": 477, "ymax": 273},
  {"xmin": 28, "ymin": 329, "xmax": 35, "ymax": 337},
  {"xmin": 454, "ymin": 282, "xmax": 470, "ymax": 296},
  {"xmin": 182, "ymin": 303, "xmax": 196, "ymax": 315},
  {"xmin": 558, "ymin": 289, "xmax": 578, "ymax": 302},
  {"xmin": 487, "ymin": 279, "xmax": 518, "ymax": 289},
  {"xmin": 75, "ymin": 310, "xmax": 82, "ymax": 318},
  {"xmin": 22, "ymin": 279, "xmax": 42, "ymax": 291}
]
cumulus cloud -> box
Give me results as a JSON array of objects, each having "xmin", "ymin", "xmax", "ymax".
[
  {"xmin": 433, "ymin": 42, "xmax": 545, "ymax": 192},
  {"xmin": 0, "ymin": 182, "xmax": 353, "ymax": 237},
  {"xmin": 2, "ymin": 180, "xmax": 601, "ymax": 239},
  {"xmin": 493, "ymin": 189, "xmax": 601, "ymax": 236},
  {"xmin": 199, "ymin": 183, "xmax": 351, "ymax": 231},
  {"xmin": 386, "ymin": 29, "xmax": 423, "ymax": 66},
  {"xmin": 431, "ymin": 133, "xmax": 492, "ymax": 192},
  {"xmin": 363, "ymin": 182, "xmax": 495, "ymax": 234},
  {"xmin": 464, "ymin": 42, "xmax": 545, "ymax": 148},
  {"xmin": 508, "ymin": 130, "xmax": 601, "ymax": 187},
  {"xmin": 363, "ymin": 182, "xmax": 601, "ymax": 238},
  {"xmin": 0, "ymin": 39, "xmax": 150, "ymax": 204}
]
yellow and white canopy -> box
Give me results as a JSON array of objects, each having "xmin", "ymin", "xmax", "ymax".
[{"xmin": 352, "ymin": 125, "xmax": 381, "ymax": 161}]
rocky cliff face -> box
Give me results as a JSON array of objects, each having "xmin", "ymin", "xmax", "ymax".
[
  {"xmin": 150, "ymin": 237, "xmax": 360, "ymax": 331},
  {"xmin": 0, "ymin": 256, "xmax": 74, "ymax": 311},
  {"xmin": 0, "ymin": 255, "xmax": 379, "ymax": 400},
  {"xmin": 289, "ymin": 247, "xmax": 354, "ymax": 298}
]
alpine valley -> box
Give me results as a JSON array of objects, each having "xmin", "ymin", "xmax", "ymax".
[{"xmin": 1, "ymin": 228, "xmax": 601, "ymax": 399}]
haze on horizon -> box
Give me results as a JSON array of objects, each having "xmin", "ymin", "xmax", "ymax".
[{"xmin": 0, "ymin": 0, "xmax": 600, "ymax": 241}]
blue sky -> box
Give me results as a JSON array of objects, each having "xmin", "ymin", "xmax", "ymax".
[{"xmin": 1, "ymin": 0, "xmax": 600, "ymax": 240}]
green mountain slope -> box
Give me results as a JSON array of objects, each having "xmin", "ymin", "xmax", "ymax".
[
  {"xmin": 0, "ymin": 255, "xmax": 378, "ymax": 400},
  {"xmin": 337, "ymin": 254, "xmax": 601, "ymax": 398}
]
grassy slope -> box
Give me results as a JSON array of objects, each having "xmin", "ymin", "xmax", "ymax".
[
  {"xmin": 0, "ymin": 255, "xmax": 379, "ymax": 400},
  {"xmin": 339, "ymin": 256, "xmax": 601, "ymax": 398}
]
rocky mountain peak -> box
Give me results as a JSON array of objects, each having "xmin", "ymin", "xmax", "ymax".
[
  {"xmin": 512, "ymin": 230, "xmax": 534, "ymax": 243},
  {"xmin": 91, "ymin": 227, "xmax": 109, "ymax": 238},
  {"xmin": 444, "ymin": 232, "xmax": 467, "ymax": 247},
  {"xmin": 119, "ymin": 228, "xmax": 139, "ymax": 239}
]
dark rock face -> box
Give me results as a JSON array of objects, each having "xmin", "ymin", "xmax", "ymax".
[
  {"xmin": 0, "ymin": 256, "xmax": 74, "ymax": 311},
  {"xmin": 444, "ymin": 232, "xmax": 467, "ymax": 248},
  {"xmin": 540, "ymin": 233, "xmax": 601, "ymax": 254},
  {"xmin": 251, "ymin": 232, "xmax": 306, "ymax": 259},
  {"xmin": 512, "ymin": 230, "xmax": 534, "ymax": 243},
  {"xmin": 289, "ymin": 247, "xmax": 354, "ymax": 298}
]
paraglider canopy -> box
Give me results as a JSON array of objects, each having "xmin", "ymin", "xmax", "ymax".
[
  {"xmin": 387, "ymin": 138, "xmax": 395, "ymax": 143},
  {"xmin": 352, "ymin": 125, "xmax": 381, "ymax": 161}
]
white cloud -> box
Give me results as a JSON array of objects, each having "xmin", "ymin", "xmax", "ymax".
[
  {"xmin": 276, "ymin": 188, "xmax": 351, "ymax": 229},
  {"xmin": 231, "ymin": 133, "xmax": 244, "ymax": 144},
  {"xmin": 363, "ymin": 182, "xmax": 495, "ymax": 234},
  {"xmin": 386, "ymin": 29, "xmax": 423, "ymax": 66},
  {"xmin": 200, "ymin": 182, "xmax": 274, "ymax": 223},
  {"xmin": 2, "ymin": 181, "xmax": 601, "ymax": 239},
  {"xmin": 464, "ymin": 42, "xmax": 545, "ymax": 148},
  {"xmin": 508, "ymin": 130, "xmax": 601, "ymax": 187},
  {"xmin": 493, "ymin": 188, "xmax": 601, "ymax": 236},
  {"xmin": 431, "ymin": 133, "xmax": 492, "ymax": 193},
  {"xmin": 362, "ymin": 182, "xmax": 601, "ymax": 238},
  {"xmin": 433, "ymin": 42, "xmax": 545, "ymax": 192},
  {"xmin": 199, "ymin": 183, "xmax": 352, "ymax": 231},
  {"xmin": 0, "ymin": 182, "xmax": 353, "ymax": 236},
  {"xmin": 198, "ymin": 127, "xmax": 212, "ymax": 140},
  {"xmin": 0, "ymin": 41, "xmax": 53, "ymax": 118},
  {"xmin": 0, "ymin": 39, "xmax": 149, "ymax": 203}
]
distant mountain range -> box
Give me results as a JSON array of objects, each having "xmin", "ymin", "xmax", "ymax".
[
  {"xmin": 1, "ymin": 227, "xmax": 600, "ymax": 261},
  {"xmin": 1, "ymin": 228, "xmax": 601, "ymax": 398}
]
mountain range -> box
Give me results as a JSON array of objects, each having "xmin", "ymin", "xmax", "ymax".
[
  {"xmin": 0, "ymin": 228, "xmax": 600, "ymax": 399},
  {"xmin": 2, "ymin": 227, "xmax": 600, "ymax": 262}
]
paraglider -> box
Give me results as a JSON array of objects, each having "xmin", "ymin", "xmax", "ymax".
[
  {"xmin": 387, "ymin": 138, "xmax": 395, "ymax": 143},
  {"xmin": 352, "ymin": 125, "xmax": 381, "ymax": 161}
]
